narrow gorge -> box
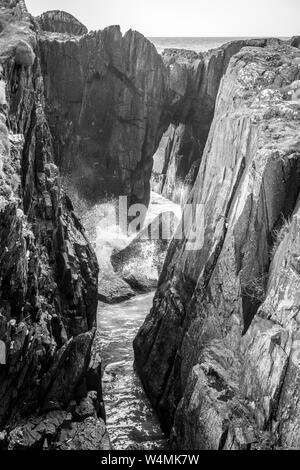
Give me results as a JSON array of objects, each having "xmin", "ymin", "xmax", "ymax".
[{"xmin": 1, "ymin": 0, "xmax": 300, "ymax": 451}]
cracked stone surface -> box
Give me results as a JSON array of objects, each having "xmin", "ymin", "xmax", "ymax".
[{"xmin": 134, "ymin": 43, "xmax": 300, "ymax": 449}]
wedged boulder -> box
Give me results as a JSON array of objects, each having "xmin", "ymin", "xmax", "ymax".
[{"xmin": 111, "ymin": 211, "xmax": 179, "ymax": 292}]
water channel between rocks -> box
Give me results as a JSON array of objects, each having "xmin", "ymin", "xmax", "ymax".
[{"xmin": 76, "ymin": 191, "xmax": 181, "ymax": 449}]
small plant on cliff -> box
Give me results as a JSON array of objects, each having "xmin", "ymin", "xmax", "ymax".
[
  {"xmin": 241, "ymin": 274, "xmax": 268, "ymax": 304},
  {"xmin": 270, "ymin": 216, "xmax": 292, "ymax": 260}
]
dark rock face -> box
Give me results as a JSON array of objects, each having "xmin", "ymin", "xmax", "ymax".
[
  {"xmin": 0, "ymin": 1, "xmax": 109, "ymax": 450},
  {"xmin": 134, "ymin": 43, "xmax": 300, "ymax": 449},
  {"xmin": 54, "ymin": 416, "xmax": 111, "ymax": 450},
  {"xmin": 38, "ymin": 25, "xmax": 168, "ymax": 207},
  {"xmin": 37, "ymin": 10, "xmax": 88, "ymax": 36},
  {"xmin": 38, "ymin": 26, "xmax": 281, "ymax": 209},
  {"xmin": 111, "ymin": 211, "xmax": 179, "ymax": 292},
  {"xmin": 36, "ymin": 19, "xmax": 285, "ymax": 210},
  {"xmin": 98, "ymin": 274, "xmax": 136, "ymax": 304}
]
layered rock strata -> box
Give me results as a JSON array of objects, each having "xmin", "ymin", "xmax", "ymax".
[
  {"xmin": 37, "ymin": 10, "xmax": 88, "ymax": 36},
  {"xmin": 0, "ymin": 0, "xmax": 109, "ymax": 449},
  {"xmin": 134, "ymin": 43, "xmax": 300, "ymax": 449},
  {"xmin": 37, "ymin": 19, "xmax": 168, "ymax": 207},
  {"xmin": 151, "ymin": 39, "xmax": 285, "ymax": 204}
]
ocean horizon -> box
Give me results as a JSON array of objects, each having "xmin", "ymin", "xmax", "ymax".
[{"xmin": 148, "ymin": 36, "xmax": 290, "ymax": 54}]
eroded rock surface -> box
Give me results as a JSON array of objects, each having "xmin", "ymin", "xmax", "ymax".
[
  {"xmin": 152, "ymin": 39, "xmax": 285, "ymax": 205},
  {"xmin": 37, "ymin": 10, "xmax": 88, "ymax": 36},
  {"xmin": 0, "ymin": 0, "xmax": 109, "ymax": 450},
  {"xmin": 134, "ymin": 43, "xmax": 300, "ymax": 449},
  {"xmin": 151, "ymin": 124, "xmax": 201, "ymax": 205},
  {"xmin": 38, "ymin": 24, "xmax": 167, "ymax": 207}
]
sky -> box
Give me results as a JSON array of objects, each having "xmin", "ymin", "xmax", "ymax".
[{"xmin": 25, "ymin": 0, "xmax": 300, "ymax": 37}]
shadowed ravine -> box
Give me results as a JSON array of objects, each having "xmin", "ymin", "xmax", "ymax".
[{"xmin": 98, "ymin": 293, "xmax": 167, "ymax": 450}]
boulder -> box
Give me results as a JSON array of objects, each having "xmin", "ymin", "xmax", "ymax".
[
  {"xmin": 37, "ymin": 10, "xmax": 88, "ymax": 36},
  {"xmin": 74, "ymin": 391, "xmax": 98, "ymax": 421},
  {"xmin": 111, "ymin": 211, "xmax": 179, "ymax": 292}
]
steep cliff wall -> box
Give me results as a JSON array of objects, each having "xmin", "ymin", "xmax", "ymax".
[
  {"xmin": 152, "ymin": 39, "xmax": 285, "ymax": 205},
  {"xmin": 134, "ymin": 43, "xmax": 300, "ymax": 449},
  {"xmin": 37, "ymin": 10, "xmax": 88, "ymax": 36},
  {"xmin": 38, "ymin": 19, "xmax": 168, "ymax": 206},
  {"xmin": 37, "ymin": 13, "xmax": 284, "ymax": 209},
  {"xmin": 0, "ymin": 0, "xmax": 108, "ymax": 449}
]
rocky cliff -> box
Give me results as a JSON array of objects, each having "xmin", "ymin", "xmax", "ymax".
[
  {"xmin": 3, "ymin": 0, "xmax": 300, "ymax": 452},
  {"xmin": 0, "ymin": 0, "xmax": 109, "ymax": 449},
  {"xmin": 134, "ymin": 42, "xmax": 300, "ymax": 449},
  {"xmin": 37, "ymin": 10, "xmax": 88, "ymax": 36},
  {"xmin": 152, "ymin": 39, "xmax": 285, "ymax": 205},
  {"xmin": 36, "ymin": 11, "xmax": 285, "ymax": 211},
  {"xmin": 37, "ymin": 17, "xmax": 168, "ymax": 207}
]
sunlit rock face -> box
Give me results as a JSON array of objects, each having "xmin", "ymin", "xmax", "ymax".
[
  {"xmin": 151, "ymin": 124, "xmax": 201, "ymax": 205},
  {"xmin": 37, "ymin": 16, "xmax": 285, "ymax": 210},
  {"xmin": 291, "ymin": 36, "xmax": 300, "ymax": 49},
  {"xmin": 38, "ymin": 22, "xmax": 168, "ymax": 207},
  {"xmin": 152, "ymin": 39, "xmax": 286, "ymax": 205},
  {"xmin": 37, "ymin": 10, "xmax": 88, "ymax": 36},
  {"xmin": 134, "ymin": 43, "xmax": 300, "ymax": 449},
  {"xmin": 0, "ymin": 0, "xmax": 109, "ymax": 450}
]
